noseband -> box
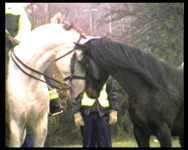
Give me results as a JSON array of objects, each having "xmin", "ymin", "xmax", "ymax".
[{"xmin": 64, "ymin": 52, "xmax": 86, "ymax": 82}]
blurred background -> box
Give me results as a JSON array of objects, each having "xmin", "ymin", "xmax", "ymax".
[{"xmin": 5, "ymin": 3, "xmax": 184, "ymax": 147}]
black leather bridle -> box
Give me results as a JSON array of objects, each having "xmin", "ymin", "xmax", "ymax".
[
  {"xmin": 10, "ymin": 47, "xmax": 70, "ymax": 90},
  {"xmin": 65, "ymin": 51, "xmax": 86, "ymax": 82},
  {"xmin": 54, "ymin": 33, "xmax": 86, "ymax": 82},
  {"xmin": 9, "ymin": 32, "xmax": 86, "ymax": 91}
]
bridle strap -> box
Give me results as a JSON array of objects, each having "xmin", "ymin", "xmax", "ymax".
[
  {"xmin": 64, "ymin": 75, "xmax": 86, "ymax": 81},
  {"xmin": 10, "ymin": 52, "xmax": 68, "ymax": 90},
  {"xmin": 54, "ymin": 33, "xmax": 87, "ymax": 81},
  {"xmin": 54, "ymin": 48, "xmax": 76, "ymax": 62},
  {"xmin": 9, "ymin": 27, "xmax": 86, "ymax": 90},
  {"xmin": 54, "ymin": 33, "xmax": 86, "ymax": 62},
  {"xmin": 10, "ymin": 48, "xmax": 70, "ymax": 90},
  {"xmin": 68, "ymin": 52, "xmax": 86, "ymax": 81}
]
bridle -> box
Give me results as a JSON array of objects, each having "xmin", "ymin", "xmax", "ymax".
[
  {"xmin": 54, "ymin": 31, "xmax": 86, "ymax": 82},
  {"xmin": 9, "ymin": 25, "xmax": 86, "ymax": 91},
  {"xmin": 66, "ymin": 51, "xmax": 86, "ymax": 82},
  {"xmin": 10, "ymin": 48, "xmax": 69, "ymax": 90}
]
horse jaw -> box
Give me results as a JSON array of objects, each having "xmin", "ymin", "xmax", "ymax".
[{"xmin": 71, "ymin": 79, "xmax": 85, "ymax": 99}]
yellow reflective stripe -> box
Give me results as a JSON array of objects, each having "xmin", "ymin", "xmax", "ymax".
[
  {"xmin": 81, "ymin": 84, "xmax": 110, "ymax": 107},
  {"xmin": 49, "ymin": 89, "xmax": 59, "ymax": 100},
  {"xmin": 99, "ymin": 84, "xmax": 107, "ymax": 100},
  {"xmin": 98, "ymin": 99, "xmax": 110, "ymax": 108},
  {"xmin": 97, "ymin": 84, "xmax": 109, "ymax": 107},
  {"xmin": 81, "ymin": 93, "xmax": 96, "ymax": 106}
]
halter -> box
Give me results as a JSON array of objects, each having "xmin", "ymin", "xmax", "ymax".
[{"xmin": 9, "ymin": 24, "xmax": 86, "ymax": 91}]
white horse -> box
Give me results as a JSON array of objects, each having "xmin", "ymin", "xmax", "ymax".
[{"xmin": 6, "ymin": 23, "xmax": 92, "ymax": 147}]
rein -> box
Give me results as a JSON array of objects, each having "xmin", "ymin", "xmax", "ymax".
[
  {"xmin": 10, "ymin": 48, "xmax": 70, "ymax": 90},
  {"xmin": 54, "ymin": 33, "xmax": 85, "ymax": 62},
  {"xmin": 55, "ymin": 33, "xmax": 86, "ymax": 82},
  {"xmin": 9, "ymin": 31, "xmax": 86, "ymax": 91}
]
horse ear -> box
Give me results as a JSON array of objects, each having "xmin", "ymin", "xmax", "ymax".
[{"xmin": 74, "ymin": 42, "xmax": 85, "ymax": 51}]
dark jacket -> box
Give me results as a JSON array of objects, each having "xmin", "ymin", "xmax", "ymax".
[{"xmin": 72, "ymin": 76, "xmax": 123, "ymax": 116}]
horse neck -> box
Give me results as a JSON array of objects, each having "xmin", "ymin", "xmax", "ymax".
[
  {"xmin": 7, "ymin": 46, "xmax": 58, "ymax": 95},
  {"xmin": 14, "ymin": 43, "xmax": 63, "ymax": 74},
  {"xmin": 55, "ymin": 50, "xmax": 74, "ymax": 79},
  {"xmin": 13, "ymin": 23, "xmax": 81, "ymax": 73}
]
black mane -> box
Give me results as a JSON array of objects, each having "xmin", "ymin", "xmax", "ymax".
[{"xmin": 83, "ymin": 37, "xmax": 182, "ymax": 93}]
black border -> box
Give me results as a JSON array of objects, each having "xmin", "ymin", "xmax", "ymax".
[{"xmin": 2, "ymin": 1, "xmax": 185, "ymax": 149}]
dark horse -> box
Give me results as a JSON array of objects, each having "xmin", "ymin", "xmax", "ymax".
[{"xmin": 71, "ymin": 37, "xmax": 184, "ymax": 147}]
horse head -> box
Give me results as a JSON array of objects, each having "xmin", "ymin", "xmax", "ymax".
[{"xmin": 70, "ymin": 41, "xmax": 108, "ymax": 99}]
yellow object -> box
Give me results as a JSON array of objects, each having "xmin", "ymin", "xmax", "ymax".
[
  {"xmin": 81, "ymin": 93, "xmax": 96, "ymax": 106},
  {"xmin": 49, "ymin": 89, "xmax": 59, "ymax": 100},
  {"xmin": 74, "ymin": 112, "xmax": 84, "ymax": 127},
  {"xmin": 109, "ymin": 110, "xmax": 118, "ymax": 125},
  {"xmin": 81, "ymin": 84, "xmax": 110, "ymax": 108}
]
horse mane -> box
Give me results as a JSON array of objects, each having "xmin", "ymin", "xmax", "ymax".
[{"xmin": 83, "ymin": 37, "xmax": 181, "ymax": 91}]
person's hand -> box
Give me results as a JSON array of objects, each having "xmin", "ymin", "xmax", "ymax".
[
  {"xmin": 74, "ymin": 112, "xmax": 85, "ymax": 127},
  {"xmin": 109, "ymin": 110, "xmax": 118, "ymax": 125}
]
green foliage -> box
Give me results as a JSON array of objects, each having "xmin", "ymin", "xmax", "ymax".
[
  {"xmin": 97, "ymin": 3, "xmax": 184, "ymax": 66},
  {"xmin": 132, "ymin": 4, "xmax": 183, "ymax": 66},
  {"xmin": 51, "ymin": 138, "xmax": 181, "ymax": 147}
]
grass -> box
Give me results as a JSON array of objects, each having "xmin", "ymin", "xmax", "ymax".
[
  {"xmin": 55, "ymin": 138, "xmax": 181, "ymax": 148},
  {"xmin": 112, "ymin": 138, "xmax": 180, "ymax": 147}
]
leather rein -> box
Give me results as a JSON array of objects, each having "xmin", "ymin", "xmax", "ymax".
[{"xmin": 9, "ymin": 32, "xmax": 86, "ymax": 91}]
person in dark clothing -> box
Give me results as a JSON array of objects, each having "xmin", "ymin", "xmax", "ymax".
[{"xmin": 72, "ymin": 76, "xmax": 122, "ymax": 147}]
